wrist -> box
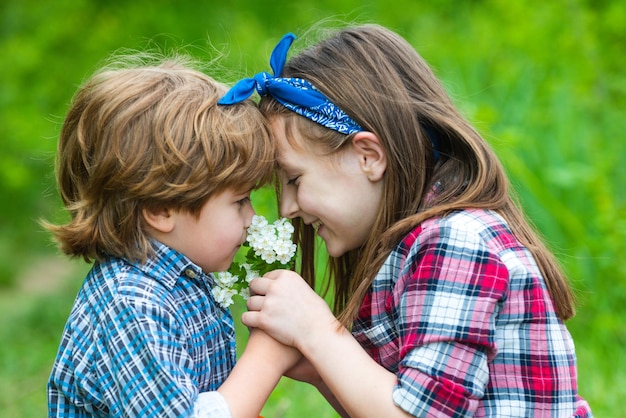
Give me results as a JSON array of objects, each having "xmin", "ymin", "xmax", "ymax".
[
  {"xmin": 298, "ymin": 316, "xmax": 345, "ymax": 359},
  {"xmin": 245, "ymin": 330, "xmax": 297, "ymax": 374}
]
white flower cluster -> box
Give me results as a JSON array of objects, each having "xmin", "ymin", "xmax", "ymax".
[
  {"xmin": 247, "ymin": 215, "xmax": 297, "ymax": 265},
  {"xmin": 212, "ymin": 215, "xmax": 296, "ymax": 309},
  {"xmin": 212, "ymin": 270, "xmax": 249, "ymax": 309}
]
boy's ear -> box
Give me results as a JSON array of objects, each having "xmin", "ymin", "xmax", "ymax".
[
  {"xmin": 142, "ymin": 207, "xmax": 176, "ymax": 233},
  {"xmin": 351, "ymin": 131, "xmax": 387, "ymax": 181}
]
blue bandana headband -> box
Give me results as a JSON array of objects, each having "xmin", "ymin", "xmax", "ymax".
[{"xmin": 218, "ymin": 33, "xmax": 364, "ymax": 135}]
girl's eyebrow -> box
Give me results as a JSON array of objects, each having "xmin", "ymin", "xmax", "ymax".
[
  {"xmin": 276, "ymin": 157, "xmax": 296, "ymax": 172},
  {"xmin": 277, "ymin": 165, "xmax": 295, "ymax": 177}
]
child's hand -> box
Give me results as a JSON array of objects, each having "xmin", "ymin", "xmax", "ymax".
[{"xmin": 243, "ymin": 269, "xmax": 339, "ymax": 352}]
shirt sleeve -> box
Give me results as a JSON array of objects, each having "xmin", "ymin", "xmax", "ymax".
[
  {"xmin": 194, "ymin": 392, "xmax": 232, "ymax": 418},
  {"xmin": 95, "ymin": 294, "xmax": 200, "ymax": 416},
  {"xmin": 391, "ymin": 221, "xmax": 509, "ymax": 417}
]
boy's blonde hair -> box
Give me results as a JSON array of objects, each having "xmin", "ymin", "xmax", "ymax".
[{"xmin": 46, "ymin": 54, "xmax": 275, "ymax": 263}]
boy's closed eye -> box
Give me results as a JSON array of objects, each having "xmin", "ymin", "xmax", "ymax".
[{"xmin": 237, "ymin": 195, "xmax": 252, "ymax": 206}]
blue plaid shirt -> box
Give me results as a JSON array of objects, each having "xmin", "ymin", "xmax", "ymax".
[{"xmin": 48, "ymin": 241, "xmax": 236, "ymax": 417}]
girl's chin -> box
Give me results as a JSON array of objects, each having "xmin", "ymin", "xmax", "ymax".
[
  {"xmin": 322, "ymin": 232, "xmax": 363, "ymax": 258},
  {"xmin": 322, "ymin": 238, "xmax": 347, "ymax": 258}
]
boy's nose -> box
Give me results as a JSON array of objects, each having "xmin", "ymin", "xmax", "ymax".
[{"xmin": 244, "ymin": 205, "xmax": 256, "ymax": 229}]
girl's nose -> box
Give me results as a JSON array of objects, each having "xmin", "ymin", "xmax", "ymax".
[{"xmin": 279, "ymin": 187, "xmax": 299, "ymax": 219}]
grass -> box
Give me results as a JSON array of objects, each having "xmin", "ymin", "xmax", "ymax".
[{"xmin": 0, "ymin": 258, "xmax": 84, "ymax": 417}]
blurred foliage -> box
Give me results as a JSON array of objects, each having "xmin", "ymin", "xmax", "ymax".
[{"xmin": 0, "ymin": 0, "xmax": 624, "ymax": 416}]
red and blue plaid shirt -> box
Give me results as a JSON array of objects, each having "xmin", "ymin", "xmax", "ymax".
[{"xmin": 352, "ymin": 209, "xmax": 592, "ymax": 417}]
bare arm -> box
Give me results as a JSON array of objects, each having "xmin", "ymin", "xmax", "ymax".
[
  {"xmin": 243, "ymin": 271, "xmax": 412, "ymax": 418},
  {"xmin": 284, "ymin": 356, "xmax": 349, "ymax": 417},
  {"xmin": 218, "ymin": 329, "xmax": 300, "ymax": 418}
]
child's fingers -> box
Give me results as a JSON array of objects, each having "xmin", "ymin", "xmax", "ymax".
[
  {"xmin": 246, "ymin": 294, "xmax": 264, "ymax": 311},
  {"xmin": 240, "ymin": 310, "xmax": 272, "ymax": 333},
  {"xmin": 240, "ymin": 310, "xmax": 254, "ymax": 327},
  {"xmin": 248, "ymin": 277, "xmax": 270, "ymax": 295}
]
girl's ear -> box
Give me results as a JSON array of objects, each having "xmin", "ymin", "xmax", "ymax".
[
  {"xmin": 142, "ymin": 207, "xmax": 176, "ymax": 233},
  {"xmin": 351, "ymin": 131, "xmax": 387, "ymax": 181}
]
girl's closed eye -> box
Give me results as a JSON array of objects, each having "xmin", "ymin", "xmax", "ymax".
[{"xmin": 287, "ymin": 175, "xmax": 300, "ymax": 186}]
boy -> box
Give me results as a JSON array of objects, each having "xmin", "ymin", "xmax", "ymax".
[{"xmin": 44, "ymin": 54, "xmax": 297, "ymax": 417}]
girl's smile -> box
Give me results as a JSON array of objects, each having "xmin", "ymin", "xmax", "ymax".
[{"xmin": 311, "ymin": 220, "xmax": 323, "ymax": 232}]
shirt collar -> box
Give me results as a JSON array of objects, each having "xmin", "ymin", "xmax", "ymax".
[{"xmin": 126, "ymin": 240, "xmax": 211, "ymax": 290}]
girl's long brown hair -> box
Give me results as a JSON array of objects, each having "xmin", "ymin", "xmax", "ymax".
[{"xmin": 260, "ymin": 24, "xmax": 575, "ymax": 324}]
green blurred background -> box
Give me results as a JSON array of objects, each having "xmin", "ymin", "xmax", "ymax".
[{"xmin": 1, "ymin": 0, "xmax": 624, "ymax": 416}]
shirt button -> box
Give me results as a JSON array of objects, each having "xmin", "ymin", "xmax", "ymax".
[{"xmin": 185, "ymin": 269, "xmax": 197, "ymax": 279}]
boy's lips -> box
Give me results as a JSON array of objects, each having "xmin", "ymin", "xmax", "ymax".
[{"xmin": 311, "ymin": 220, "xmax": 323, "ymax": 231}]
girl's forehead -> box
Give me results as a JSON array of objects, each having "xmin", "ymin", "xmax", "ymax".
[
  {"xmin": 272, "ymin": 114, "xmax": 342, "ymax": 169},
  {"xmin": 276, "ymin": 143, "xmax": 301, "ymax": 170},
  {"xmin": 274, "ymin": 125, "xmax": 308, "ymax": 163},
  {"xmin": 276, "ymin": 138, "xmax": 322, "ymax": 173}
]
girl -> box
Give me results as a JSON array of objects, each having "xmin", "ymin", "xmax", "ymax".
[{"xmin": 219, "ymin": 25, "xmax": 592, "ymax": 417}]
